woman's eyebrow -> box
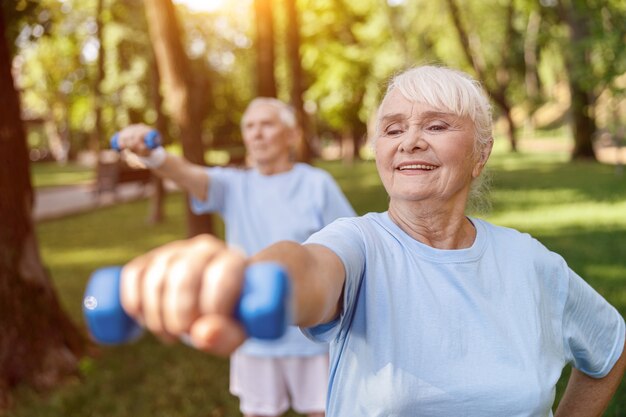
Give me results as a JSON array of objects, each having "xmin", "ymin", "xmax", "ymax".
[
  {"xmin": 418, "ymin": 110, "xmax": 456, "ymax": 120},
  {"xmin": 379, "ymin": 113, "xmax": 407, "ymax": 124},
  {"xmin": 379, "ymin": 110, "xmax": 458, "ymax": 126}
]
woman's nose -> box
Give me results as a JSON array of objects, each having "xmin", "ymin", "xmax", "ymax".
[{"xmin": 399, "ymin": 128, "xmax": 428, "ymax": 153}]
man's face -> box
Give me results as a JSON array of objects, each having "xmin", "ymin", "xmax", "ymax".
[{"xmin": 241, "ymin": 104, "xmax": 294, "ymax": 166}]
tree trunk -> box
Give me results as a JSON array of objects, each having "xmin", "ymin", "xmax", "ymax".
[
  {"xmin": 340, "ymin": 130, "xmax": 355, "ymax": 165},
  {"xmin": 254, "ymin": 0, "xmax": 277, "ymax": 97},
  {"xmin": 352, "ymin": 118, "xmax": 367, "ymax": 160},
  {"xmin": 0, "ymin": 8, "xmax": 85, "ymax": 409},
  {"xmin": 148, "ymin": 176, "xmax": 166, "ymax": 224},
  {"xmin": 503, "ymin": 107, "xmax": 518, "ymax": 152},
  {"xmin": 341, "ymin": 88, "xmax": 367, "ymax": 164},
  {"xmin": 342, "ymin": 123, "xmax": 366, "ymax": 163},
  {"xmin": 143, "ymin": 0, "xmax": 214, "ymax": 236},
  {"xmin": 285, "ymin": 0, "xmax": 312, "ymax": 162},
  {"xmin": 492, "ymin": 92, "xmax": 518, "ymax": 152},
  {"xmin": 570, "ymin": 87, "xmax": 597, "ymax": 160},
  {"xmin": 558, "ymin": 0, "xmax": 597, "ymax": 161},
  {"xmin": 524, "ymin": 10, "xmax": 541, "ymax": 104},
  {"xmin": 147, "ymin": 49, "xmax": 167, "ymax": 225},
  {"xmin": 91, "ymin": 0, "xmax": 105, "ymax": 153}
]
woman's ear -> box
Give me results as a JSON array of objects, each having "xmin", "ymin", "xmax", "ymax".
[
  {"xmin": 481, "ymin": 138, "xmax": 493, "ymax": 163},
  {"xmin": 472, "ymin": 138, "xmax": 493, "ymax": 178}
]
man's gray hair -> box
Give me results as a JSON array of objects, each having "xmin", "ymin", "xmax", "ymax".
[{"xmin": 242, "ymin": 97, "xmax": 298, "ymax": 129}]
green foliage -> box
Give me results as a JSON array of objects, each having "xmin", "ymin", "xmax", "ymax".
[
  {"xmin": 2, "ymin": 0, "xmax": 45, "ymax": 56},
  {"xmin": 299, "ymin": 0, "xmax": 394, "ymax": 134},
  {"xmin": 175, "ymin": 4, "xmax": 256, "ymax": 147},
  {"xmin": 542, "ymin": 0, "xmax": 626, "ymax": 98},
  {"xmin": 16, "ymin": 0, "xmax": 97, "ymax": 152},
  {"xmin": 11, "ymin": 0, "xmax": 626, "ymax": 159}
]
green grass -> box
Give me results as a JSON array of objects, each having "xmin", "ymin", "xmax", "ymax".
[
  {"xmin": 8, "ymin": 144, "xmax": 626, "ymax": 416},
  {"xmin": 30, "ymin": 161, "xmax": 93, "ymax": 188}
]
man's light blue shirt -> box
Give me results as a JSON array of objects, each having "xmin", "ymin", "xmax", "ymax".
[
  {"xmin": 191, "ymin": 163, "xmax": 355, "ymax": 356},
  {"xmin": 303, "ymin": 212, "xmax": 625, "ymax": 416}
]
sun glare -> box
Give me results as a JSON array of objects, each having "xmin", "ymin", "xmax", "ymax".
[{"xmin": 174, "ymin": 0, "xmax": 226, "ymax": 13}]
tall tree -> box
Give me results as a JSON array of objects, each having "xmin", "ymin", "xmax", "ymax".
[
  {"xmin": 556, "ymin": 0, "xmax": 596, "ymax": 160},
  {"xmin": 299, "ymin": 0, "xmax": 372, "ymax": 163},
  {"xmin": 92, "ymin": 0, "xmax": 105, "ymax": 152},
  {"xmin": 254, "ymin": 0, "xmax": 277, "ymax": 97},
  {"xmin": 148, "ymin": 50, "xmax": 168, "ymax": 224},
  {"xmin": 142, "ymin": 0, "xmax": 213, "ymax": 236},
  {"xmin": 445, "ymin": 0, "xmax": 521, "ymax": 152},
  {"xmin": 549, "ymin": 0, "xmax": 626, "ymax": 160},
  {"xmin": 0, "ymin": 6, "xmax": 85, "ymax": 409},
  {"xmin": 285, "ymin": 0, "xmax": 312, "ymax": 161}
]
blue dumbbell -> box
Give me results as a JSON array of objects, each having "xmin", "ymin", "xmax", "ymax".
[
  {"xmin": 83, "ymin": 263, "xmax": 290, "ymax": 345},
  {"xmin": 110, "ymin": 129, "xmax": 162, "ymax": 152}
]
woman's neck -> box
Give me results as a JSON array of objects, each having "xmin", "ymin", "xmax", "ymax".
[{"xmin": 388, "ymin": 200, "xmax": 476, "ymax": 250}]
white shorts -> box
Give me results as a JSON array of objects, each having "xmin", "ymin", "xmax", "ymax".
[{"xmin": 230, "ymin": 351, "xmax": 329, "ymax": 415}]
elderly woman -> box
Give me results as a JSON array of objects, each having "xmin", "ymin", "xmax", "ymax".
[{"xmin": 121, "ymin": 65, "xmax": 626, "ymax": 416}]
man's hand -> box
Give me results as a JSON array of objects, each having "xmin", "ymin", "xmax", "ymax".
[
  {"xmin": 114, "ymin": 124, "xmax": 168, "ymax": 169},
  {"xmin": 115, "ymin": 123, "xmax": 155, "ymax": 156}
]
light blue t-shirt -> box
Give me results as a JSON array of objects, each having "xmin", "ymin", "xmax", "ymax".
[
  {"xmin": 303, "ymin": 212, "xmax": 625, "ymax": 417},
  {"xmin": 191, "ymin": 163, "xmax": 355, "ymax": 356}
]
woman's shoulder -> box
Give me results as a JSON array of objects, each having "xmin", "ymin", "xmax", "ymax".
[
  {"xmin": 474, "ymin": 218, "xmax": 534, "ymax": 242},
  {"xmin": 321, "ymin": 212, "xmax": 386, "ymax": 231},
  {"xmin": 474, "ymin": 218, "xmax": 561, "ymax": 260},
  {"xmin": 325, "ymin": 213, "xmax": 396, "ymax": 240}
]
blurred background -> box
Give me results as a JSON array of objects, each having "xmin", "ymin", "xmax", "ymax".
[
  {"xmin": 7, "ymin": 0, "xmax": 626, "ymax": 165},
  {"xmin": 1, "ymin": 0, "xmax": 625, "ymax": 416}
]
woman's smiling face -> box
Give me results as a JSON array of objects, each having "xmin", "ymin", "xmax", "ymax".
[{"xmin": 374, "ymin": 88, "xmax": 485, "ymax": 207}]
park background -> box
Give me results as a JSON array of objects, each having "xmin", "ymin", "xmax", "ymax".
[{"xmin": 1, "ymin": 0, "xmax": 625, "ymax": 415}]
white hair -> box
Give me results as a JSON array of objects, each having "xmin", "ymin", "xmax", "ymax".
[
  {"xmin": 379, "ymin": 65, "xmax": 493, "ymax": 155},
  {"xmin": 242, "ymin": 97, "xmax": 297, "ymax": 129}
]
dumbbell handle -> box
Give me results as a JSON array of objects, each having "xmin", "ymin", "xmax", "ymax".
[
  {"xmin": 110, "ymin": 129, "xmax": 162, "ymax": 151},
  {"xmin": 83, "ymin": 262, "xmax": 290, "ymax": 345}
]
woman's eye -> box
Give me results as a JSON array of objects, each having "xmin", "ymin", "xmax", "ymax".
[
  {"xmin": 384, "ymin": 125, "xmax": 404, "ymax": 136},
  {"xmin": 426, "ymin": 122, "xmax": 448, "ymax": 132}
]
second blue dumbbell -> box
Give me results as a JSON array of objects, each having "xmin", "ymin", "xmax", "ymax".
[{"xmin": 110, "ymin": 129, "xmax": 162, "ymax": 152}]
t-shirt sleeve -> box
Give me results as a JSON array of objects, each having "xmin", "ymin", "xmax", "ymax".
[
  {"xmin": 189, "ymin": 166, "xmax": 233, "ymax": 215},
  {"xmin": 562, "ymin": 268, "xmax": 625, "ymax": 378},
  {"xmin": 320, "ymin": 174, "xmax": 356, "ymax": 225},
  {"xmin": 300, "ymin": 217, "xmax": 366, "ymax": 343}
]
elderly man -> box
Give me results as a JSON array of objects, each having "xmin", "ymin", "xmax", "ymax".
[{"xmin": 116, "ymin": 97, "xmax": 355, "ymax": 417}]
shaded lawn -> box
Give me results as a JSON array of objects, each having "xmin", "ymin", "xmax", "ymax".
[
  {"xmin": 30, "ymin": 161, "xmax": 94, "ymax": 189},
  {"xmin": 8, "ymin": 149, "xmax": 626, "ymax": 416}
]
